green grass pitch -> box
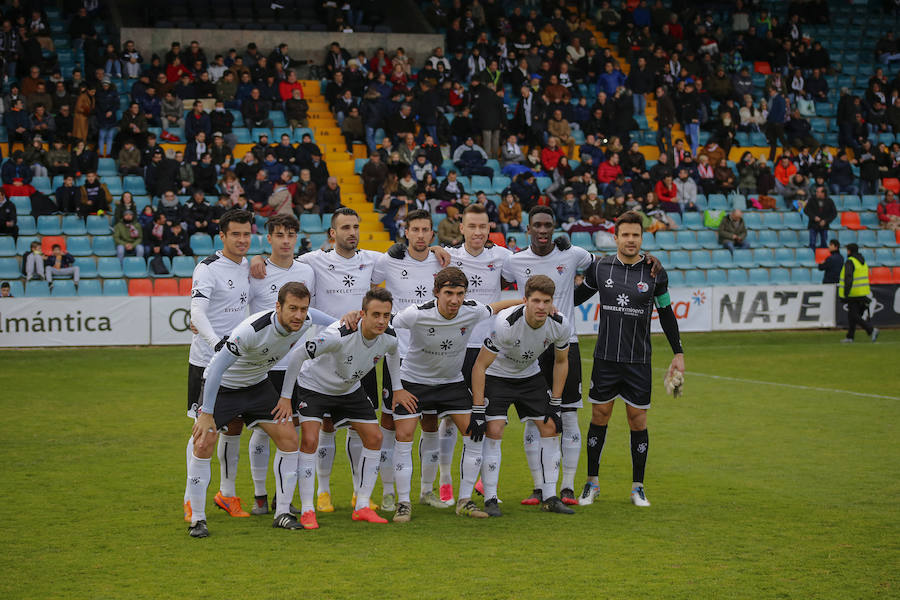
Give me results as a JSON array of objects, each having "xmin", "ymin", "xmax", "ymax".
[{"xmin": 1, "ymin": 330, "xmax": 898, "ymax": 599}]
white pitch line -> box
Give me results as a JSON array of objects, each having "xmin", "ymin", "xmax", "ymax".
[{"xmin": 579, "ymin": 358, "xmax": 899, "ymax": 400}]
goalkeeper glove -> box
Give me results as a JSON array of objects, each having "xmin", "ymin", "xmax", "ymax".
[
  {"xmin": 544, "ymin": 397, "xmax": 563, "ymax": 433},
  {"xmin": 466, "ymin": 405, "xmax": 486, "ymax": 442},
  {"xmin": 664, "ymin": 370, "xmax": 684, "ymax": 398}
]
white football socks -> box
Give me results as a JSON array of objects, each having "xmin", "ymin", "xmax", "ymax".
[
  {"xmin": 523, "ymin": 420, "xmax": 541, "ymax": 488},
  {"xmin": 393, "ymin": 440, "xmax": 413, "ymax": 503},
  {"xmin": 249, "ymin": 429, "xmax": 270, "ymax": 497},
  {"xmin": 273, "ymin": 449, "xmax": 299, "ymax": 517},
  {"xmin": 298, "ymin": 451, "xmax": 316, "ymax": 513},
  {"xmin": 560, "ymin": 411, "xmax": 581, "ymax": 492},
  {"xmin": 419, "ymin": 431, "xmax": 440, "ymax": 494},
  {"xmin": 184, "ymin": 435, "xmax": 194, "ymax": 503},
  {"xmin": 355, "ymin": 448, "xmax": 381, "ymax": 510},
  {"xmin": 482, "ymin": 437, "xmax": 502, "ymax": 500},
  {"xmin": 187, "ymin": 453, "xmax": 211, "ymax": 524},
  {"xmin": 316, "ymin": 430, "xmax": 335, "ymax": 495},
  {"xmin": 217, "ymin": 434, "xmax": 241, "ymax": 497},
  {"xmin": 538, "ymin": 436, "xmax": 561, "ymax": 500},
  {"xmin": 346, "ymin": 429, "xmax": 363, "ymax": 493},
  {"xmin": 379, "ymin": 426, "xmax": 396, "ymax": 496},
  {"xmin": 438, "ymin": 418, "xmax": 458, "ymax": 487},
  {"xmin": 458, "ymin": 436, "xmax": 483, "ymax": 500}
]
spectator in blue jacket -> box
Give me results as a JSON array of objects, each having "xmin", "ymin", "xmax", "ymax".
[
  {"xmin": 1, "ymin": 151, "xmax": 33, "ymax": 185},
  {"xmin": 765, "ymin": 87, "xmax": 788, "ymax": 161},
  {"xmin": 828, "ymin": 152, "xmax": 859, "ymax": 195},
  {"xmin": 184, "ymin": 100, "xmax": 211, "ymax": 143},
  {"xmin": 4, "ymin": 98, "xmax": 31, "ymax": 155},
  {"xmin": 553, "ymin": 188, "xmax": 582, "ymax": 225},
  {"xmin": 598, "ymin": 62, "xmax": 626, "ymax": 97},
  {"xmin": 0, "ymin": 192, "xmax": 17, "ymax": 239},
  {"xmin": 95, "ymin": 78, "xmax": 120, "ymax": 157}
]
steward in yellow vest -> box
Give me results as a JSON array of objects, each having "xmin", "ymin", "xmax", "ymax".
[{"xmin": 839, "ymin": 244, "xmax": 878, "ymax": 343}]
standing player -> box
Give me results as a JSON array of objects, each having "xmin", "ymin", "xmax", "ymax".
[
  {"xmin": 188, "ymin": 282, "xmax": 315, "ymax": 537},
  {"xmin": 437, "ymin": 203, "xmax": 513, "ymax": 505},
  {"xmin": 245, "ymin": 214, "xmax": 336, "ymax": 515},
  {"xmin": 574, "ymin": 211, "xmax": 684, "ymax": 507},
  {"xmin": 471, "ymin": 275, "xmax": 576, "ymax": 516},
  {"xmin": 295, "ymin": 288, "xmax": 402, "ymax": 528},
  {"xmin": 388, "ymin": 266, "xmax": 522, "ymax": 521},
  {"xmin": 500, "ymin": 206, "xmax": 593, "ymax": 506},
  {"xmin": 369, "ymin": 209, "xmax": 444, "ymax": 511},
  {"xmin": 184, "ymin": 209, "xmax": 254, "ymax": 523}
]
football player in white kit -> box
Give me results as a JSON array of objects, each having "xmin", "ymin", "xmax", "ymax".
[
  {"xmin": 438, "ymin": 203, "xmax": 513, "ymax": 506},
  {"xmin": 184, "ymin": 209, "xmax": 253, "ymax": 523},
  {"xmin": 471, "ymin": 275, "xmax": 576, "ymax": 516},
  {"xmin": 369, "ymin": 209, "xmax": 444, "ymax": 511},
  {"xmin": 388, "ymin": 266, "xmax": 522, "ymax": 522},
  {"xmin": 188, "ymin": 282, "xmax": 316, "ymax": 537},
  {"xmin": 244, "ymin": 214, "xmax": 341, "ymax": 515}
]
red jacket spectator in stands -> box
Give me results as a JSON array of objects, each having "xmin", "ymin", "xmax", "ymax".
[
  {"xmin": 596, "ymin": 153, "xmax": 623, "ymax": 183},
  {"xmin": 369, "ymin": 48, "xmax": 393, "ymax": 76},
  {"xmin": 278, "ymin": 70, "xmax": 304, "ymax": 102},
  {"xmin": 541, "ymin": 137, "xmax": 566, "ymax": 172},
  {"xmin": 774, "ymin": 155, "xmax": 797, "ymax": 194},
  {"xmin": 655, "ymin": 175, "xmax": 679, "ymax": 212},
  {"xmin": 166, "ymin": 57, "xmax": 191, "ymax": 83},
  {"xmin": 877, "ymin": 190, "xmax": 900, "ymax": 230}
]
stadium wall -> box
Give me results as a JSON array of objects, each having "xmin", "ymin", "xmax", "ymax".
[
  {"xmin": 118, "ymin": 28, "xmax": 445, "ymax": 69},
  {"xmin": 0, "ymin": 285, "xmax": 874, "ymax": 347}
]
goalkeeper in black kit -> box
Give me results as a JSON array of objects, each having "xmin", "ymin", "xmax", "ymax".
[{"xmin": 572, "ymin": 211, "xmax": 685, "ymax": 508}]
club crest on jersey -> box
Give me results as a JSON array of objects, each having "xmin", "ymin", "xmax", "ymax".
[
  {"xmin": 637, "ymin": 281, "xmax": 649, "ymax": 293},
  {"xmin": 373, "ymin": 355, "xmax": 381, "ymax": 365},
  {"xmin": 487, "ymin": 263, "xmax": 495, "ymax": 271},
  {"xmin": 556, "ymin": 265, "xmax": 565, "ymax": 274},
  {"xmin": 460, "ymin": 327, "xmax": 467, "ymax": 335},
  {"xmin": 358, "ymin": 263, "xmax": 368, "ymax": 271}
]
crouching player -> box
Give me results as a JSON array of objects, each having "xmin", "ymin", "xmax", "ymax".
[
  {"xmin": 471, "ymin": 275, "xmax": 576, "ymax": 517},
  {"xmin": 188, "ymin": 282, "xmax": 316, "ymax": 537}
]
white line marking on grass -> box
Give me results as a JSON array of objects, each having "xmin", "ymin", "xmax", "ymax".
[{"xmin": 578, "ymin": 358, "xmax": 900, "ymax": 400}]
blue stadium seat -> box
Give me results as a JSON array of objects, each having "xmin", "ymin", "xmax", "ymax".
[
  {"xmin": 292, "ymin": 128, "xmax": 315, "ymax": 143},
  {"xmin": 78, "ymin": 257, "xmax": 98, "ymax": 279},
  {"xmin": 706, "ymin": 270, "xmax": 727, "ymax": 285},
  {"xmin": 684, "ymin": 269, "xmax": 706, "ymax": 286},
  {"xmin": 641, "ymin": 233, "xmax": 658, "ymax": 251},
  {"xmin": 10, "ymin": 196, "xmax": 31, "ymax": 214},
  {"xmin": 104, "ymin": 177, "xmax": 124, "ymax": 196},
  {"xmin": 123, "ymin": 257, "xmax": 147, "ymax": 278},
  {"xmin": 0, "ymin": 237, "xmax": 15, "ymax": 257},
  {"xmin": 0, "ymin": 257, "xmax": 19, "ymax": 278},
  {"xmin": 321, "ymin": 213, "xmax": 334, "ymax": 229},
  {"xmin": 300, "ymin": 214, "xmax": 324, "ymax": 233},
  {"xmin": 757, "ymin": 229, "xmax": 779, "ymax": 248},
  {"xmin": 669, "ymin": 251, "xmax": 691, "ymax": 269},
  {"xmin": 711, "ymin": 249, "xmax": 735, "ymax": 268},
  {"xmin": 248, "ymin": 235, "xmax": 263, "ymax": 255},
  {"xmin": 190, "ymin": 234, "xmax": 214, "ymax": 255},
  {"xmin": 570, "ymin": 232, "xmax": 596, "ymax": 251},
  {"xmin": 92, "ymin": 236, "xmax": 116, "ymax": 256},
  {"xmin": 743, "ymin": 213, "xmax": 763, "ymax": 230},
  {"xmin": 32, "ymin": 176, "xmax": 52, "ymax": 194},
  {"xmin": 25, "ymin": 280, "xmax": 50, "ymax": 296},
  {"xmin": 774, "ymin": 247, "xmax": 801, "ymax": 267},
  {"xmin": 674, "ymin": 230, "xmax": 700, "ymax": 249},
  {"xmin": 354, "ymin": 159, "xmax": 367, "ymax": 174},
  {"xmin": 103, "ymin": 278, "xmax": 128, "ymax": 295},
  {"xmin": 656, "ymin": 231, "xmax": 678, "ymax": 250},
  {"xmin": 782, "ymin": 212, "xmax": 806, "ymax": 230},
  {"xmin": 733, "ymin": 249, "xmax": 756, "ymax": 268},
  {"xmin": 697, "ymin": 230, "xmax": 719, "ymax": 249},
  {"xmin": 667, "ymin": 270, "xmax": 686, "ymax": 287},
  {"xmin": 308, "ymin": 233, "xmax": 328, "ymax": 248},
  {"xmin": 87, "ymin": 215, "xmax": 111, "ymax": 235},
  {"xmin": 875, "ymin": 248, "xmax": 897, "ymax": 266},
  {"xmin": 861, "ymin": 195, "xmax": 881, "ymax": 211},
  {"xmin": 3, "ymin": 280, "xmax": 24, "ymax": 296},
  {"xmin": 876, "ymin": 230, "xmax": 898, "ymax": 246},
  {"xmin": 213, "ymin": 237, "xmax": 224, "ymax": 251},
  {"xmin": 727, "ymin": 269, "xmax": 749, "ymax": 285},
  {"xmin": 233, "ymin": 128, "xmax": 252, "ymax": 144},
  {"xmin": 150, "ymin": 256, "xmax": 173, "ymax": 277},
  {"xmin": 62, "ymin": 215, "xmax": 87, "ymax": 235},
  {"xmin": 270, "ymin": 112, "xmax": 287, "ymax": 127},
  {"xmin": 17, "ymin": 216, "xmax": 36, "ymax": 235},
  {"xmin": 492, "ymin": 176, "xmax": 511, "ymax": 193},
  {"xmin": 50, "ymin": 279, "xmax": 77, "ymax": 296},
  {"xmin": 251, "ymin": 127, "xmax": 272, "ymax": 141},
  {"xmin": 754, "ymin": 248, "xmax": 778, "ymax": 268},
  {"xmin": 535, "ymin": 177, "xmax": 551, "ymax": 191},
  {"xmin": 16, "ymin": 236, "xmax": 39, "ymax": 254},
  {"xmin": 748, "ymin": 268, "xmax": 770, "ymax": 285},
  {"xmin": 98, "ymin": 257, "xmax": 124, "ymax": 278},
  {"xmin": 123, "ymin": 176, "xmax": 146, "ymax": 195},
  {"xmin": 97, "ymin": 157, "xmax": 117, "ymax": 176},
  {"xmin": 272, "ymin": 127, "xmax": 292, "ymax": 141},
  {"xmin": 769, "ymin": 268, "xmax": 791, "ymax": 284},
  {"xmin": 470, "ymin": 175, "xmax": 492, "ymax": 192},
  {"xmin": 856, "ymin": 229, "xmax": 878, "ymax": 247},
  {"xmin": 778, "ymin": 230, "xmax": 805, "ymax": 249},
  {"xmin": 837, "ymin": 230, "xmax": 858, "ymax": 245},
  {"xmin": 790, "ymin": 268, "xmax": 813, "ymax": 284},
  {"xmin": 78, "ymin": 279, "xmax": 102, "ymax": 296},
  {"xmin": 761, "ymin": 212, "xmax": 784, "ymax": 229},
  {"xmin": 172, "ymin": 256, "xmax": 196, "ymax": 278},
  {"xmin": 37, "ymin": 215, "xmax": 61, "ymax": 235},
  {"xmin": 691, "ymin": 250, "xmax": 713, "ymax": 268},
  {"xmin": 67, "ymin": 236, "xmax": 92, "ymax": 256},
  {"xmin": 682, "ymin": 212, "xmax": 704, "ymax": 230},
  {"xmin": 842, "ymin": 196, "xmax": 862, "ymax": 211},
  {"xmin": 708, "ymin": 194, "xmax": 729, "ymax": 210},
  {"xmin": 456, "ymin": 176, "xmax": 471, "ymax": 190}
]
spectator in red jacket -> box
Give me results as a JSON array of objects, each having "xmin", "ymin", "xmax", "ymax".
[
  {"xmin": 165, "ymin": 57, "xmax": 191, "ymax": 83},
  {"xmin": 655, "ymin": 174, "xmax": 680, "ymax": 213},
  {"xmin": 877, "ymin": 190, "xmax": 900, "ymax": 230},
  {"xmin": 596, "ymin": 152, "xmax": 623, "ymax": 183},
  {"xmin": 541, "ymin": 137, "xmax": 566, "ymax": 172},
  {"xmin": 774, "ymin": 155, "xmax": 797, "ymax": 195},
  {"xmin": 278, "ymin": 70, "xmax": 304, "ymax": 102},
  {"xmin": 369, "ymin": 48, "xmax": 393, "ymax": 76}
]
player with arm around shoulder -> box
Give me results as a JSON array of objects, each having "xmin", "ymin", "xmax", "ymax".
[
  {"xmin": 388, "ymin": 266, "xmax": 522, "ymax": 521},
  {"xmin": 188, "ymin": 282, "xmax": 316, "ymax": 537},
  {"xmin": 573, "ymin": 210, "xmax": 685, "ymax": 507},
  {"xmin": 470, "ymin": 275, "xmax": 577, "ymax": 517}
]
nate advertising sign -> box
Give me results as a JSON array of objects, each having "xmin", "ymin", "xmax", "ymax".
[{"xmin": 712, "ymin": 285, "xmax": 835, "ymax": 330}]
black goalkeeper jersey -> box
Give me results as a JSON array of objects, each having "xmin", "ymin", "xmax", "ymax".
[{"xmin": 582, "ymin": 254, "xmax": 669, "ymax": 365}]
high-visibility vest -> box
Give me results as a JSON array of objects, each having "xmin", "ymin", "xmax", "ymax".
[{"xmin": 838, "ymin": 256, "xmax": 870, "ymax": 298}]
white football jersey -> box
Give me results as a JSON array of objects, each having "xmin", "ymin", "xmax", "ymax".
[
  {"xmin": 214, "ymin": 310, "xmax": 313, "ymax": 389},
  {"xmin": 297, "ymin": 248, "xmax": 380, "ymax": 316},
  {"xmin": 447, "ymin": 243, "xmax": 513, "ymax": 348},
  {"xmin": 249, "ymin": 258, "xmax": 317, "ymax": 314},
  {"xmin": 483, "ymin": 305, "xmax": 573, "ymax": 379},
  {"xmin": 298, "ymin": 321, "xmax": 399, "ymax": 396},
  {"xmin": 392, "ymin": 299, "xmax": 494, "ymax": 384},
  {"xmin": 501, "ymin": 245, "xmax": 593, "ymax": 342},
  {"xmin": 189, "ymin": 252, "xmax": 251, "ymax": 367},
  {"xmin": 371, "ymin": 246, "xmax": 443, "ymax": 355}
]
